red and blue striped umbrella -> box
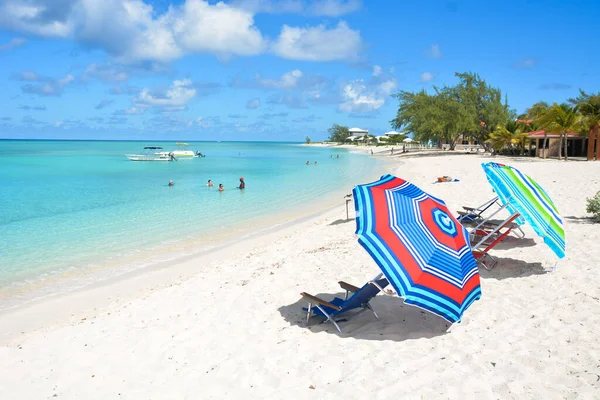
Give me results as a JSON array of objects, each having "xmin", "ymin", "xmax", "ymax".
[{"xmin": 353, "ymin": 174, "xmax": 481, "ymax": 323}]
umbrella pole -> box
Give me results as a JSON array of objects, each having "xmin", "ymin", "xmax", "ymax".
[{"xmin": 345, "ymin": 196, "xmax": 352, "ymax": 220}]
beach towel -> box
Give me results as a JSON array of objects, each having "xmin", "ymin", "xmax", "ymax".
[{"xmin": 434, "ymin": 176, "xmax": 460, "ymax": 183}]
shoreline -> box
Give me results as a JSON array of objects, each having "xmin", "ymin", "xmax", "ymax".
[
  {"xmin": 0, "ymin": 202, "xmax": 352, "ymax": 343},
  {"xmin": 0, "ymin": 152, "xmax": 395, "ymax": 341},
  {"xmin": 2, "ymin": 154, "xmax": 599, "ymax": 398}
]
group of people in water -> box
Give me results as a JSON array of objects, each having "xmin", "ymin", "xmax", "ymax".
[
  {"xmin": 168, "ymin": 177, "xmax": 245, "ymax": 191},
  {"xmin": 207, "ymin": 177, "xmax": 245, "ymax": 191},
  {"xmin": 306, "ymin": 154, "xmax": 340, "ymax": 165}
]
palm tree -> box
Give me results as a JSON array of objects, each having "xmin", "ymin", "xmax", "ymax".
[
  {"xmin": 488, "ymin": 120, "xmax": 526, "ymax": 155},
  {"xmin": 535, "ymin": 103, "xmax": 581, "ymax": 161},
  {"xmin": 569, "ymin": 90, "xmax": 600, "ymax": 160},
  {"xmin": 527, "ymin": 101, "xmax": 550, "ymax": 158}
]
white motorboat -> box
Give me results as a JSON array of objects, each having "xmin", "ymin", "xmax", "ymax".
[
  {"xmin": 125, "ymin": 146, "xmax": 175, "ymax": 161},
  {"xmin": 156, "ymin": 142, "xmax": 203, "ymax": 158}
]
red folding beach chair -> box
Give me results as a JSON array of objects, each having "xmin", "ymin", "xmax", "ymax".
[
  {"xmin": 463, "ymin": 197, "xmax": 526, "ymax": 244},
  {"xmin": 470, "ymin": 213, "xmax": 521, "ymax": 270}
]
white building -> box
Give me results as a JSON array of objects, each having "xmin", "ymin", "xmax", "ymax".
[{"xmin": 349, "ymin": 127, "xmax": 369, "ymax": 135}]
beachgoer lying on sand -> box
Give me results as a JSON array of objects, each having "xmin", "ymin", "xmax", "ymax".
[{"xmin": 436, "ymin": 176, "xmax": 460, "ymax": 183}]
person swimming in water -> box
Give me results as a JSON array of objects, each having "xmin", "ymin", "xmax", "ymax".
[
  {"xmin": 218, "ymin": 183, "xmax": 224, "ymax": 192},
  {"xmin": 306, "ymin": 161, "xmax": 310, "ymax": 165},
  {"xmin": 238, "ymin": 177, "xmax": 245, "ymax": 189},
  {"xmin": 207, "ymin": 179, "xmax": 214, "ymax": 187},
  {"xmin": 168, "ymin": 180, "xmax": 174, "ymax": 186}
]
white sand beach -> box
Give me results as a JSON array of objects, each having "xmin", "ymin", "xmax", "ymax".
[{"xmin": 1, "ymin": 154, "xmax": 600, "ymax": 399}]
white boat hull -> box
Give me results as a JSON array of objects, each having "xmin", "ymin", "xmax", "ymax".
[
  {"xmin": 125, "ymin": 154, "xmax": 172, "ymax": 161},
  {"xmin": 156, "ymin": 150, "xmax": 197, "ymax": 158}
]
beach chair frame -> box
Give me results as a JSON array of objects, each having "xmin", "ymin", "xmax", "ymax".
[
  {"xmin": 301, "ymin": 273, "xmax": 386, "ymax": 333},
  {"xmin": 457, "ymin": 196, "xmax": 500, "ymax": 223},
  {"xmin": 464, "ymin": 198, "xmax": 525, "ymax": 242},
  {"xmin": 469, "ymin": 203, "xmax": 522, "ymax": 270}
]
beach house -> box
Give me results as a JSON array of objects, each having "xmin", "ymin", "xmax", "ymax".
[
  {"xmin": 524, "ymin": 130, "xmax": 587, "ymax": 158},
  {"xmin": 346, "ymin": 127, "xmax": 369, "ymax": 143}
]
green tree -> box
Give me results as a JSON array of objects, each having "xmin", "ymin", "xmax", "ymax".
[
  {"xmin": 569, "ymin": 90, "xmax": 600, "ymax": 160},
  {"xmin": 453, "ymin": 72, "xmax": 514, "ymax": 150},
  {"xmin": 526, "ymin": 101, "xmax": 551, "ymax": 158},
  {"xmin": 305, "ymin": 136, "xmax": 311, "ymax": 144},
  {"xmin": 387, "ymin": 133, "xmax": 407, "ymax": 145},
  {"xmin": 536, "ymin": 103, "xmax": 581, "ymax": 161},
  {"xmin": 487, "ymin": 120, "xmax": 527, "ymax": 154},
  {"xmin": 391, "ymin": 72, "xmax": 512, "ymax": 151},
  {"xmin": 391, "ymin": 87, "xmax": 471, "ymax": 150},
  {"xmin": 327, "ymin": 124, "xmax": 350, "ymax": 142}
]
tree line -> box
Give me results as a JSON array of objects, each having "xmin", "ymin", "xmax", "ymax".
[{"xmin": 327, "ymin": 72, "xmax": 600, "ymax": 161}]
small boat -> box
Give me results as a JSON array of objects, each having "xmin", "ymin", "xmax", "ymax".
[
  {"xmin": 125, "ymin": 147, "xmax": 175, "ymax": 161},
  {"xmin": 156, "ymin": 142, "xmax": 200, "ymax": 159}
]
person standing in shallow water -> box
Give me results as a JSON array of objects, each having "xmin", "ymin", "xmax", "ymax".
[
  {"xmin": 207, "ymin": 179, "xmax": 214, "ymax": 187},
  {"xmin": 218, "ymin": 184, "xmax": 224, "ymax": 192},
  {"xmin": 238, "ymin": 177, "xmax": 245, "ymax": 189}
]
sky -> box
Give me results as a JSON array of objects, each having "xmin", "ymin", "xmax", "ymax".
[{"xmin": 0, "ymin": 0, "xmax": 598, "ymax": 141}]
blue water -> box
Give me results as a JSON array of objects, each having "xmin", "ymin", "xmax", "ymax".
[{"xmin": 0, "ymin": 140, "xmax": 383, "ymax": 305}]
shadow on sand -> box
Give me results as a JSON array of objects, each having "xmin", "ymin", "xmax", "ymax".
[
  {"xmin": 479, "ymin": 257, "xmax": 547, "ymax": 280},
  {"xmin": 564, "ymin": 215, "xmax": 597, "ymax": 225},
  {"xmin": 328, "ymin": 218, "xmax": 355, "ymax": 226},
  {"xmin": 278, "ymin": 293, "xmax": 450, "ymax": 341},
  {"xmin": 488, "ymin": 237, "xmax": 537, "ymax": 250}
]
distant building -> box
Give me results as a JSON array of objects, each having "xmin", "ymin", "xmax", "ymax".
[
  {"xmin": 525, "ymin": 130, "xmax": 587, "ymax": 158},
  {"xmin": 348, "ymin": 127, "xmax": 369, "ymax": 135}
]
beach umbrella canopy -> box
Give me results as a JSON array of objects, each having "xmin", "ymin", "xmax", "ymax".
[
  {"xmin": 481, "ymin": 162, "xmax": 565, "ymax": 258},
  {"xmin": 353, "ymin": 174, "xmax": 481, "ymax": 323}
]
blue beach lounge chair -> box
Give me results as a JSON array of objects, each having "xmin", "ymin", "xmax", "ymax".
[
  {"xmin": 459, "ymin": 196, "xmax": 526, "ymax": 240},
  {"xmin": 300, "ymin": 275, "xmax": 389, "ymax": 333},
  {"xmin": 457, "ymin": 196, "xmax": 500, "ymax": 223}
]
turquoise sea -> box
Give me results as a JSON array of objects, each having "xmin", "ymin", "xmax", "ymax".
[{"xmin": 0, "ymin": 140, "xmax": 384, "ymax": 308}]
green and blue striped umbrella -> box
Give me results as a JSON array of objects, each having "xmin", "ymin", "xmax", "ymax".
[{"xmin": 481, "ymin": 162, "xmax": 565, "ymax": 258}]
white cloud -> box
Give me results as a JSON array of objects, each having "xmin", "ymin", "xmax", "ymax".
[
  {"xmin": 231, "ymin": 0, "xmax": 361, "ymax": 16},
  {"xmin": 425, "ymin": 44, "xmax": 442, "ymax": 59},
  {"xmin": 0, "ymin": 1, "xmax": 74, "ymax": 37},
  {"xmin": 94, "ymin": 99, "xmax": 114, "ymax": 110},
  {"xmin": 514, "ymin": 57, "xmax": 539, "ymax": 69},
  {"xmin": 246, "ymin": 98, "xmax": 261, "ymax": 109},
  {"xmin": 309, "ymin": 0, "xmax": 361, "ymax": 17},
  {"xmin": 229, "ymin": 0, "xmax": 303, "ymax": 14},
  {"xmin": 14, "ymin": 71, "xmax": 75, "ymax": 96},
  {"xmin": 421, "ymin": 72, "xmax": 435, "ymax": 82},
  {"xmin": 272, "ymin": 21, "xmax": 362, "ymax": 61},
  {"xmin": 0, "ymin": 0, "xmax": 266, "ymax": 63},
  {"xmin": 0, "ymin": 37, "xmax": 26, "ymax": 51},
  {"xmin": 83, "ymin": 63, "xmax": 129, "ymax": 82},
  {"xmin": 372, "ymin": 65, "xmax": 382, "ymax": 77},
  {"xmin": 0, "ymin": 1, "xmax": 365, "ymax": 63},
  {"xmin": 339, "ymin": 77, "xmax": 396, "ymax": 113},
  {"xmin": 119, "ymin": 79, "xmax": 197, "ymax": 113},
  {"xmin": 169, "ymin": 0, "xmax": 266, "ymax": 59},
  {"xmin": 256, "ymin": 69, "xmax": 303, "ymax": 90}
]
